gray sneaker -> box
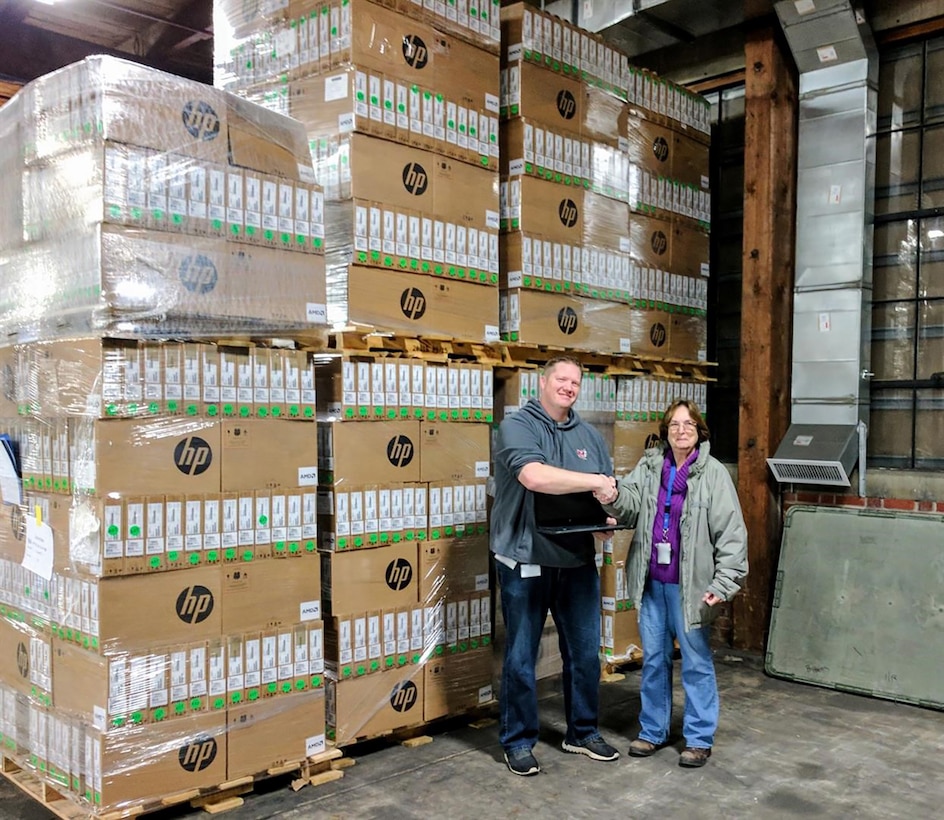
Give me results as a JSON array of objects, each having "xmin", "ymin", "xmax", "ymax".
[
  {"xmin": 504, "ymin": 747, "xmax": 541, "ymax": 776},
  {"xmin": 561, "ymin": 736, "xmax": 620, "ymax": 762}
]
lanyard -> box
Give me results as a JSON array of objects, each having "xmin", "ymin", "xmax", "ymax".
[{"xmin": 662, "ymin": 463, "xmax": 677, "ymax": 539}]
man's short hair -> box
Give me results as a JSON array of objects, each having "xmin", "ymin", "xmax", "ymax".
[{"xmin": 543, "ymin": 355, "xmax": 582, "ymax": 376}]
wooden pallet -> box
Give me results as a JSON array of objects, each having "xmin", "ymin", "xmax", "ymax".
[
  {"xmin": 0, "ymin": 748, "xmax": 346, "ymax": 820},
  {"xmin": 325, "ymin": 328, "xmax": 716, "ymax": 379},
  {"xmin": 601, "ymin": 650, "xmax": 645, "ymax": 681}
]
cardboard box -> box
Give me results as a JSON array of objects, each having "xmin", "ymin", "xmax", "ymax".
[
  {"xmin": 0, "ymin": 617, "xmax": 51, "ymax": 702},
  {"xmin": 95, "ymin": 566, "xmax": 222, "ymax": 652},
  {"xmin": 500, "ymin": 60, "xmax": 622, "ymax": 143},
  {"xmin": 290, "ymin": 67, "xmax": 499, "ymax": 171},
  {"xmin": 418, "ymin": 536, "xmax": 490, "ymax": 603},
  {"xmin": 331, "ymin": 0, "xmax": 499, "ymax": 101},
  {"xmin": 25, "ymin": 56, "xmax": 313, "ymax": 180},
  {"xmin": 326, "ymin": 666, "xmax": 424, "ymax": 746},
  {"xmin": 602, "ymin": 607, "xmax": 642, "ymax": 661},
  {"xmin": 318, "ymin": 420, "xmax": 420, "ymax": 485},
  {"xmin": 331, "ymin": 135, "xmax": 498, "ymax": 230},
  {"xmin": 500, "ymin": 288, "xmax": 634, "ymax": 352},
  {"xmin": 220, "ymin": 419, "xmax": 318, "ymax": 491},
  {"xmin": 70, "ymin": 418, "xmax": 221, "ymax": 497},
  {"xmin": 99, "ymin": 228, "xmax": 327, "ymax": 331},
  {"xmin": 87, "ymin": 711, "xmax": 227, "ymax": 810},
  {"xmin": 669, "ymin": 313, "xmax": 708, "ymax": 362},
  {"xmin": 322, "ymin": 543, "xmax": 419, "ymax": 617},
  {"xmin": 226, "ymin": 689, "xmax": 326, "ymax": 778},
  {"xmin": 424, "ymin": 647, "xmax": 494, "ymax": 721},
  {"xmin": 418, "ymin": 422, "xmax": 490, "ymax": 483},
  {"xmin": 333, "ymin": 266, "xmax": 500, "ymax": 343},
  {"xmin": 221, "ymin": 559, "xmax": 321, "ymax": 634},
  {"xmin": 613, "ymin": 421, "xmax": 661, "ymax": 474}
]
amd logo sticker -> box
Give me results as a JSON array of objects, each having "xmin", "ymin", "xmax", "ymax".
[
  {"xmin": 385, "ymin": 557, "xmax": 414, "ymax": 591},
  {"xmin": 176, "ymin": 585, "xmax": 215, "ymax": 624},
  {"xmin": 558, "ymin": 199, "xmax": 578, "ymax": 228},
  {"xmin": 644, "ymin": 433, "xmax": 662, "ymax": 449},
  {"xmin": 651, "ymin": 230, "xmax": 668, "ymax": 255},
  {"xmin": 174, "ymin": 436, "xmax": 213, "ymax": 476},
  {"xmin": 402, "ymin": 35, "xmax": 429, "ymax": 69},
  {"xmin": 390, "ymin": 680, "xmax": 419, "ymax": 713},
  {"xmin": 400, "ymin": 287, "xmax": 427, "ymax": 320},
  {"xmin": 402, "ymin": 162, "xmax": 429, "ymax": 196},
  {"xmin": 181, "ymin": 101, "xmax": 221, "ymax": 142},
  {"xmin": 557, "ymin": 307, "xmax": 578, "ymax": 335},
  {"xmin": 556, "ymin": 89, "xmax": 577, "ymax": 120},
  {"xmin": 178, "ymin": 736, "xmax": 218, "ymax": 772},
  {"xmin": 16, "ymin": 641, "xmax": 29, "ymax": 679},
  {"xmin": 652, "ymin": 136, "xmax": 670, "ymax": 163},
  {"xmin": 386, "ymin": 435, "xmax": 415, "ymax": 468},
  {"xmin": 179, "ymin": 255, "xmax": 218, "ymax": 294},
  {"xmin": 649, "ymin": 323, "xmax": 668, "ymax": 348}
]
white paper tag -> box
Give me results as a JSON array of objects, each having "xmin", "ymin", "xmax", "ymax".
[
  {"xmin": 24, "ymin": 512, "xmax": 54, "ymax": 580},
  {"xmin": 307, "ymin": 303, "xmax": 327, "ymax": 323},
  {"xmin": 298, "ymin": 467, "xmax": 318, "ymax": 486}
]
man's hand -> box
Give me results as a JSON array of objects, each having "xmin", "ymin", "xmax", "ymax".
[{"xmin": 593, "ymin": 475, "xmax": 618, "ymax": 505}]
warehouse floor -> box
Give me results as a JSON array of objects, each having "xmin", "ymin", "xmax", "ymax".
[{"xmin": 3, "ymin": 651, "xmax": 943, "ymax": 820}]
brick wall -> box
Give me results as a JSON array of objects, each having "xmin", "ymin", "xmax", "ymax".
[{"xmin": 783, "ymin": 491, "xmax": 944, "ymax": 514}]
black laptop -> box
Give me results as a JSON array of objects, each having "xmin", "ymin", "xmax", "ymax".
[{"xmin": 533, "ymin": 491, "xmax": 630, "ymax": 536}]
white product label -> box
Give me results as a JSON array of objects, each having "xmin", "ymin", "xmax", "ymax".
[{"xmin": 325, "ymin": 73, "xmax": 348, "ymax": 101}]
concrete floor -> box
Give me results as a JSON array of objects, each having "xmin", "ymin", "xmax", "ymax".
[{"xmin": 3, "ymin": 651, "xmax": 943, "ymax": 819}]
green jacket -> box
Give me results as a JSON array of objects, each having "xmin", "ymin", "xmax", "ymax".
[{"xmin": 604, "ymin": 442, "xmax": 748, "ymax": 631}]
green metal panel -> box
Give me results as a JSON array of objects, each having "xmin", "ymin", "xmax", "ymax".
[{"xmin": 766, "ymin": 505, "xmax": 944, "ymax": 709}]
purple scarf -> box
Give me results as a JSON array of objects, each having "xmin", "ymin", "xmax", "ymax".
[{"xmin": 648, "ymin": 447, "xmax": 698, "ymax": 584}]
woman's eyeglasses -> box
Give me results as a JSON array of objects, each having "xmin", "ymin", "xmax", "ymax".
[{"xmin": 667, "ymin": 420, "xmax": 697, "ymax": 431}]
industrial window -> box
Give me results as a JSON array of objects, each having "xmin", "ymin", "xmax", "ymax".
[{"xmin": 871, "ymin": 36, "xmax": 944, "ymax": 470}]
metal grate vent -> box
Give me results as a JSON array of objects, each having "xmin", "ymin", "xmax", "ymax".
[
  {"xmin": 766, "ymin": 459, "xmax": 849, "ymax": 486},
  {"xmin": 767, "ymin": 424, "xmax": 859, "ymax": 487}
]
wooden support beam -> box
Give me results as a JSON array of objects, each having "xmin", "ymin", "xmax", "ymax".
[{"xmin": 734, "ymin": 26, "xmax": 797, "ymax": 652}]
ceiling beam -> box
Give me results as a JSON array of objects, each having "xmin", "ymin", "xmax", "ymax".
[{"xmin": 138, "ymin": 0, "xmax": 212, "ymax": 60}]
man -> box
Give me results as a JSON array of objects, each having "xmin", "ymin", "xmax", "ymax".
[{"xmin": 491, "ymin": 356, "xmax": 620, "ymax": 776}]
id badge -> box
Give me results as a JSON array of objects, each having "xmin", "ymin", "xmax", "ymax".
[{"xmin": 655, "ymin": 541, "xmax": 671, "ymax": 565}]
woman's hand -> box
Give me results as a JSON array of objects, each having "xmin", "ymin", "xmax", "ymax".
[
  {"xmin": 592, "ymin": 517, "xmax": 618, "ymax": 542},
  {"xmin": 594, "ymin": 475, "xmax": 618, "ymax": 505},
  {"xmin": 702, "ymin": 592, "xmax": 723, "ymax": 606}
]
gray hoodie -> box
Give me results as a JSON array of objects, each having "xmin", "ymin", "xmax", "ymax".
[{"xmin": 490, "ymin": 398, "xmax": 613, "ymax": 568}]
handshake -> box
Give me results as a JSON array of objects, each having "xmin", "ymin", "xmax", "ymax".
[{"xmin": 594, "ymin": 474, "xmax": 618, "ymax": 506}]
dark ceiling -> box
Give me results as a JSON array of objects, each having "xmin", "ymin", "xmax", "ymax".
[{"xmin": 0, "ymin": 0, "xmax": 213, "ymax": 93}]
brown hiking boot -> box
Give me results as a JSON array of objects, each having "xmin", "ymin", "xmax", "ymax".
[
  {"xmin": 679, "ymin": 747, "xmax": 712, "ymax": 768},
  {"xmin": 628, "ymin": 738, "xmax": 660, "ymax": 757}
]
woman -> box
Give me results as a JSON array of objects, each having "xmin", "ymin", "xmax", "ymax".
[{"xmin": 594, "ymin": 399, "xmax": 747, "ymax": 768}]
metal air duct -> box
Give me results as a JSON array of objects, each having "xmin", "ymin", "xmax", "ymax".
[{"xmin": 767, "ymin": 0, "xmax": 877, "ymax": 491}]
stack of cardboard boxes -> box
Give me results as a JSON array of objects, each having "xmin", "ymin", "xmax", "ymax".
[
  {"xmin": 498, "ymin": 3, "xmax": 711, "ymax": 362},
  {"xmin": 214, "ymin": 0, "xmax": 503, "ymax": 744},
  {"xmin": 215, "ymin": 0, "xmax": 502, "ymax": 341},
  {"xmin": 312, "ymin": 355, "xmax": 494, "ymax": 744},
  {"xmin": 0, "ymin": 58, "xmax": 330, "ymax": 814}
]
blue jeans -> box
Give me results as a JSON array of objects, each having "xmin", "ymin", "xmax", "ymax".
[
  {"xmin": 496, "ymin": 560, "xmax": 602, "ymax": 753},
  {"xmin": 638, "ymin": 578, "xmax": 718, "ymax": 749}
]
